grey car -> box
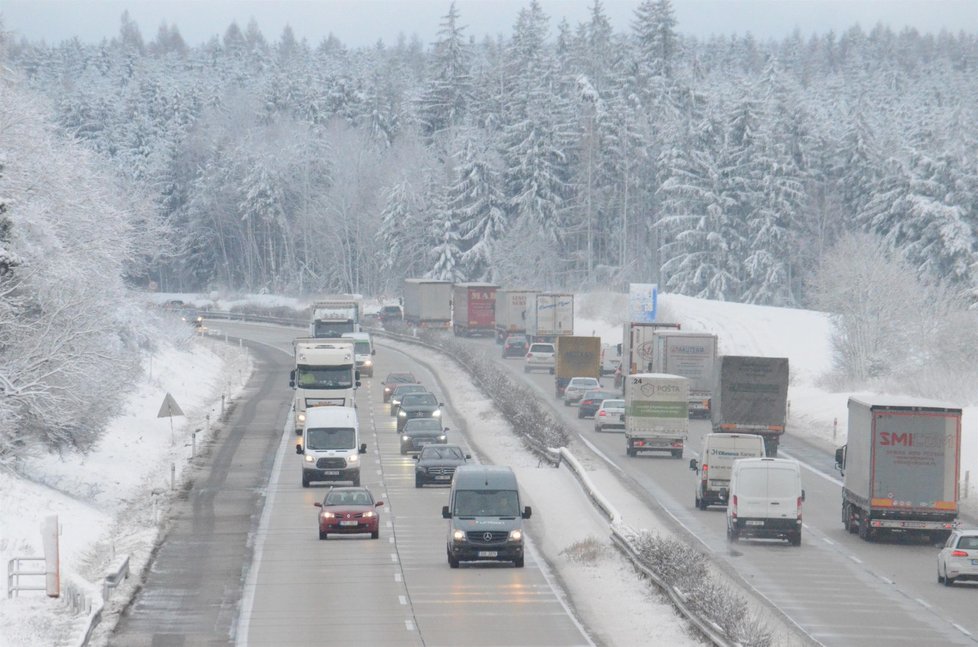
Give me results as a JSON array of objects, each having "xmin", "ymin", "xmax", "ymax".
[
  {"xmin": 396, "ymin": 392, "xmax": 444, "ymax": 431},
  {"xmin": 400, "ymin": 418, "xmax": 448, "ymax": 454},
  {"xmin": 414, "ymin": 444, "xmax": 471, "ymax": 487}
]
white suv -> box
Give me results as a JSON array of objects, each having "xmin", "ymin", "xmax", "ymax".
[
  {"xmin": 562, "ymin": 377, "xmax": 601, "ymax": 405},
  {"xmin": 524, "ymin": 343, "xmax": 556, "ymax": 373}
]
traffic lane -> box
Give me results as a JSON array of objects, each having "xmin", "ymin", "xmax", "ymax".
[
  {"xmin": 480, "ymin": 343, "xmax": 976, "ymax": 645},
  {"xmin": 374, "ymin": 342, "xmax": 594, "ymax": 646}
]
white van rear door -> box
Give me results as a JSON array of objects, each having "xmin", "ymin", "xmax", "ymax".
[{"xmin": 765, "ymin": 467, "xmax": 799, "ymax": 519}]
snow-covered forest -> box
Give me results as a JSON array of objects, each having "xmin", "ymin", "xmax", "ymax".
[{"xmin": 4, "ymin": 0, "xmax": 977, "ymax": 303}]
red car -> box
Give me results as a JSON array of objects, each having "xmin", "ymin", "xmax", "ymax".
[{"xmin": 314, "ymin": 487, "xmax": 384, "ymax": 540}]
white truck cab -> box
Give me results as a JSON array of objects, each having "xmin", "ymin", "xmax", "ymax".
[{"xmin": 296, "ymin": 407, "xmax": 365, "ymax": 487}]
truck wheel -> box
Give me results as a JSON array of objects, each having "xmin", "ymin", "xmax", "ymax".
[
  {"xmin": 626, "ymin": 448, "xmax": 636, "ymax": 457},
  {"xmin": 789, "ymin": 532, "xmax": 802, "ymax": 546},
  {"xmin": 697, "ymin": 496, "xmax": 708, "ymax": 511},
  {"xmin": 671, "ymin": 449, "xmax": 683, "ymax": 459},
  {"xmin": 858, "ymin": 518, "xmax": 873, "ymax": 542}
]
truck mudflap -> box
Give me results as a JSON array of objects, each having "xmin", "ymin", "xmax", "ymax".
[
  {"xmin": 687, "ymin": 396, "xmax": 711, "ymax": 419},
  {"xmin": 626, "ymin": 436, "xmax": 684, "ymax": 458}
]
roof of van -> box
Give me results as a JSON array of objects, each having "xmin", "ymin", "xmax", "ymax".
[
  {"xmin": 732, "ymin": 457, "xmax": 799, "ymax": 469},
  {"xmin": 305, "ymin": 406, "xmax": 359, "ymax": 427},
  {"xmin": 341, "ymin": 332, "xmax": 371, "ymax": 341},
  {"xmin": 453, "ymin": 465, "xmax": 518, "ymax": 489}
]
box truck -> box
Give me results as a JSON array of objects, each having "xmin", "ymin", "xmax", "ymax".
[
  {"xmin": 403, "ymin": 279, "xmax": 453, "ymax": 328},
  {"xmin": 309, "ymin": 298, "xmax": 361, "ymax": 338},
  {"xmin": 711, "ymin": 356, "xmax": 789, "ymax": 456},
  {"xmin": 652, "ymin": 331, "xmax": 718, "ymax": 419},
  {"xmin": 525, "ymin": 293, "xmax": 574, "ymax": 343},
  {"xmin": 452, "ymin": 282, "xmax": 498, "ymax": 337},
  {"xmin": 621, "ymin": 322, "xmax": 681, "ymax": 375},
  {"xmin": 554, "ymin": 336, "xmax": 601, "ymax": 398},
  {"xmin": 624, "ymin": 373, "xmax": 689, "ymax": 458},
  {"xmin": 495, "ymin": 289, "xmax": 539, "ymax": 343}
]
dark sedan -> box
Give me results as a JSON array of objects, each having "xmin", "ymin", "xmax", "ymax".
[
  {"xmin": 396, "ymin": 392, "xmax": 443, "ymax": 431},
  {"xmin": 313, "ymin": 487, "xmax": 384, "ymax": 540},
  {"xmin": 400, "ymin": 418, "xmax": 448, "ymax": 454},
  {"xmin": 501, "ymin": 334, "xmax": 529, "ymax": 358},
  {"xmin": 414, "ymin": 444, "xmax": 471, "ymax": 487},
  {"xmin": 382, "ymin": 372, "xmax": 419, "ymax": 403},
  {"xmin": 390, "ymin": 383, "xmax": 428, "ymax": 416},
  {"xmin": 577, "ymin": 389, "xmax": 621, "ymax": 419}
]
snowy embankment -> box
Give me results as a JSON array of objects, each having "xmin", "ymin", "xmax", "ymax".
[{"xmin": 0, "ymin": 338, "xmax": 252, "ymax": 646}]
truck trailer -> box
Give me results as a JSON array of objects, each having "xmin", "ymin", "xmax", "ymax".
[
  {"xmin": 711, "ymin": 356, "xmax": 789, "ymax": 456},
  {"xmin": 835, "ymin": 397, "xmax": 961, "ymax": 542},
  {"xmin": 621, "ymin": 322, "xmax": 681, "ymax": 375},
  {"xmin": 652, "ymin": 331, "xmax": 718, "ymax": 419},
  {"xmin": 624, "ymin": 373, "xmax": 689, "ymax": 458},
  {"xmin": 494, "ymin": 289, "xmax": 539, "ymax": 343},
  {"xmin": 452, "ymin": 283, "xmax": 498, "ymax": 337},
  {"xmin": 525, "ymin": 293, "xmax": 574, "ymax": 343},
  {"xmin": 554, "ymin": 336, "xmax": 601, "ymax": 398},
  {"xmin": 403, "ymin": 279, "xmax": 453, "ymax": 328}
]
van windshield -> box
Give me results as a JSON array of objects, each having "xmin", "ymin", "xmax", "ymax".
[
  {"xmin": 737, "ymin": 468, "xmax": 796, "ymax": 497},
  {"xmin": 354, "ymin": 341, "xmax": 371, "ymax": 355},
  {"xmin": 306, "ymin": 427, "xmax": 355, "ymax": 450},
  {"xmin": 454, "ymin": 489, "xmax": 519, "ymax": 517}
]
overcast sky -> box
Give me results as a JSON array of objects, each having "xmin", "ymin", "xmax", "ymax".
[{"xmin": 3, "ymin": 0, "xmax": 976, "ymax": 48}]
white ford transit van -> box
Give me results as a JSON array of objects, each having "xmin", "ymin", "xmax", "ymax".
[
  {"xmin": 690, "ymin": 433, "xmax": 766, "ymax": 510},
  {"xmin": 296, "ymin": 407, "xmax": 366, "ymax": 487},
  {"xmin": 726, "ymin": 457, "xmax": 804, "ymax": 546}
]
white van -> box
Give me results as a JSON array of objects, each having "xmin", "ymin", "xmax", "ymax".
[
  {"xmin": 726, "ymin": 457, "xmax": 804, "ymax": 546},
  {"xmin": 341, "ymin": 332, "xmax": 375, "ymax": 377},
  {"xmin": 689, "ymin": 433, "xmax": 766, "ymax": 510},
  {"xmin": 296, "ymin": 407, "xmax": 366, "ymax": 487}
]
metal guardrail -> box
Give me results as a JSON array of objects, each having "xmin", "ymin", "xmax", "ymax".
[
  {"xmin": 102, "ymin": 555, "xmax": 129, "ymax": 602},
  {"xmin": 7, "ymin": 556, "xmax": 46, "ymax": 598}
]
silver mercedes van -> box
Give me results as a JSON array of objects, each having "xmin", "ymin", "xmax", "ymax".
[{"xmin": 441, "ymin": 465, "xmax": 532, "ymax": 568}]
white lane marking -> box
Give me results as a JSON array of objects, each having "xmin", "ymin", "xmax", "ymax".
[
  {"xmin": 395, "ymin": 572, "xmax": 402, "ymax": 583},
  {"xmin": 878, "ymin": 575, "xmax": 894, "ymax": 585},
  {"xmin": 389, "ymin": 536, "xmax": 394, "ymax": 544},
  {"xmin": 915, "ymin": 597, "xmax": 932, "ymax": 609},
  {"xmin": 399, "ymin": 595, "xmax": 407, "ymax": 605},
  {"xmin": 849, "ymin": 555, "xmax": 863, "ymax": 564},
  {"xmin": 391, "ymin": 553, "xmax": 399, "ymax": 563},
  {"xmin": 952, "ymin": 623, "xmax": 973, "ymax": 637},
  {"xmin": 405, "ymin": 620, "xmax": 415, "ymax": 631},
  {"xmin": 779, "ymin": 449, "xmax": 843, "ymax": 487},
  {"xmin": 822, "ymin": 537, "xmax": 835, "ymax": 546}
]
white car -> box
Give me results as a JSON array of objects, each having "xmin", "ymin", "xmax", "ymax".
[
  {"xmin": 937, "ymin": 529, "xmax": 978, "ymax": 586},
  {"xmin": 524, "ymin": 343, "xmax": 556, "ymax": 373},
  {"xmin": 593, "ymin": 399, "xmax": 625, "ymax": 432},
  {"xmin": 562, "ymin": 377, "xmax": 601, "ymax": 405}
]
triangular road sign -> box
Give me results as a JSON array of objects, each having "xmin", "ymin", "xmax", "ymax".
[{"xmin": 157, "ymin": 392, "xmax": 185, "ymax": 418}]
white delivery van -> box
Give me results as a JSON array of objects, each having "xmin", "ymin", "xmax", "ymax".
[
  {"xmin": 296, "ymin": 407, "xmax": 366, "ymax": 487},
  {"xmin": 342, "ymin": 332, "xmax": 375, "ymax": 377},
  {"xmin": 689, "ymin": 433, "xmax": 766, "ymax": 510},
  {"xmin": 726, "ymin": 457, "xmax": 804, "ymax": 546}
]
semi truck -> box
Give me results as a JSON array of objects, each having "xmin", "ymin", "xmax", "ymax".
[
  {"xmin": 621, "ymin": 322, "xmax": 682, "ymax": 375},
  {"xmin": 452, "ymin": 282, "xmax": 498, "ymax": 337},
  {"xmin": 403, "ymin": 279, "xmax": 453, "ymax": 328},
  {"xmin": 495, "ymin": 289, "xmax": 539, "ymax": 343},
  {"xmin": 290, "ymin": 338, "xmax": 360, "ymax": 435},
  {"xmin": 309, "ymin": 298, "xmax": 361, "ymax": 338},
  {"xmin": 554, "ymin": 336, "xmax": 601, "ymax": 398},
  {"xmin": 835, "ymin": 397, "xmax": 961, "ymax": 542},
  {"xmin": 624, "ymin": 373, "xmax": 689, "ymax": 458},
  {"xmin": 711, "ymin": 356, "xmax": 789, "ymax": 456},
  {"xmin": 651, "ymin": 331, "xmax": 719, "ymax": 419},
  {"xmin": 525, "ymin": 292, "xmax": 574, "ymax": 343}
]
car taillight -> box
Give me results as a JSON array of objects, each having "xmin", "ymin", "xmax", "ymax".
[
  {"xmin": 702, "ymin": 464, "xmax": 708, "ymax": 473},
  {"xmin": 730, "ymin": 495, "xmax": 737, "ymax": 519},
  {"xmin": 952, "ymin": 550, "xmax": 969, "ymax": 557},
  {"xmin": 526, "ymin": 353, "xmax": 533, "ymax": 357},
  {"xmin": 598, "ymin": 411, "xmax": 606, "ymax": 417},
  {"xmin": 797, "ymin": 496, "xmax": 803, "ymax": 520}
]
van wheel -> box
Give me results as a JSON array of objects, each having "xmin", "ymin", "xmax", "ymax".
[
  {"xmin": 697, "ymin": 496, "xmax": 708, "ymax": 511},
  {"xmin": 302, "ymin": 473, "xmax": 310, "ymax": 488},
  {"xmin": 352, "ymin": 475, "xmax": 360, "ymax": 487},
  {"xmin": 789, "ymin": 532, "xmax": 802, "ymax": 546},
  {"xmin": 726, "ymin": 525, "xmax": 738, "ymax": 543},
  {"xmin": 514, "ymin": 556, "xmax": 524, "ymax": 568},
  {"xmin": 448, "ymin": 552, "xmax": 460, "ymax": 569}
]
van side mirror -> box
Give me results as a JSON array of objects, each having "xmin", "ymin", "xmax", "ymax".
[
  {"xmin": 359, "ymin": 443, "xmax": 367, "ymax": 454},
  {"xmin": 689, "ymin": 459, "xmax": 698, "ymax": 472},
  {"xmin": 442, "ymin": 505, "xmax": 451, "ymax": 519},
  {"xmin": 834, "ymin": 446, "xmax": 846, "ymax": 473},
  {"xmin": 413, "ymin": 455, "xmax": 419, "ymax": 461},
  {"xmin": 372, "ymin": 349, "xmax": 376, "ymax": 355},
  {"xmin": 375, "ymin": 500, "xmax": 384, "ymax": 507},
  {"xmin": 465, "ymin": 454, "xmax": 472, "ymax": 459},
  {"xmin": 289, "ymin": 369, "xmax": 296, "ymax": 388},
  {"xmin": 356, "ymin": 380, "xmax": 362, "ymax": 388},
  {"xmin": 295, "ymin": 443, "xmax": 302, "ymax": 455},
  {"xmin": 522, "ymin": 506, "xmax": 532, "ymax": 519}
]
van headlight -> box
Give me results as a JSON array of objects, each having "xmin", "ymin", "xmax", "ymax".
[
  {"xmin": 364, "ymin": 359, "xmax": 373, "ymax": 367},
  {"xmin": 452, "ymin": 529, "xmax": 466, "ymax": 542},
  {"xmin": 304, "ymin": 455, "xmax": 314, "ymax": 463},
  {"xmin": 509, "ymin": 529, "xmax": 523, "ymax": 542},
  {"xmin": 297, "ymin": 412, "xmax": 306, "ymax": 423},
  {"xmin": 348, "ymin": 454, "xmax": 359, "ymax": 463},
  {"xmin": 438, "ymin": 435, "xmax": 447, "ymax": 441},
  {"xmin": 398, "ymin": 410, "xmax": 407, "ymax": 417},
  {"xmin": 402, "ymin": 435, "xmax": 410, "ymax": 442},
  {"xmin": 432, "ymin": 410, "xmax": 442, "ymax": 417}
]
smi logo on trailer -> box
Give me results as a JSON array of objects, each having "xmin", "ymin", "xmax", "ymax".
[{"xmin": 879, "ymin": 432, "xmax": 956, "ymax": 448}]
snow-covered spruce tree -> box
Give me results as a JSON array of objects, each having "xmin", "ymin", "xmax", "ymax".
[
  {"xmin": 632, "ymin": 0, "xmax": 679, "ymax": 79},
  {"xmin": 0, "ymin": 78, "xmax": 160, "ymax": 462},
  {"xmin": 417, "ymin": 1, "xmax": 472, "ymax": 141},
  {"xmin": 451, "ymin": 136, "xmax": 507, "ymax": 282}
]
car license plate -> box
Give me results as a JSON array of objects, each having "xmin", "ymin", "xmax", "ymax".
[
  {"xmin": 435, "ymin": 475, "xmax": 451, "ymax": 480},
  {"xmin": 478, "ymin": 551, "xmax": 498, "ymax": 558},
  {"xmin": 339, "ymin": 520, "xmax": 358, "ymax": 527},
  {"xmin": 322, "ymin": 470, "xmax": 339, "ymax": 476},
  {"xmin": 746, "ymin": 520, "xmax": 764, "ymax": 526}
]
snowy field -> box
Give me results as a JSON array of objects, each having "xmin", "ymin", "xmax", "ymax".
[{"xmin": 1, "ymin": 289, "xmax": 975, "ymax": 646}]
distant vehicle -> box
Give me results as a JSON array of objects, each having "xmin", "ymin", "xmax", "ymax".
[
  {"xmin": 651, "ymin": 331, "xmax": 718, "ymax": 419},
  {"xmin": 389, "ymin": 384, "xmax": 428, "ymax": 416},
  {"xmin": 555, "ymin": 336, "xmax": 601, "ymax": 399},
  {"xmin": 341, "ymin": 332, "xmax": 375, "ymax": 377},
  {"xmin": 624, "ymin": 373, "xmax": 688, "ymax": 458},
  {"xmin": 403, "ymin": 278, "xmax": 452, "ymax": 328},
  {"xmin": 414, "ymin": 444, "xmax": 471, "ymax": 488},
  {"xmin": 937, "ymin": 529, "xmax": 978, "ymax": 586},
  {"xmin": 495, "ymin": 289, "xmax": 538, "ymax": 343},
  {"xmin": 396, "ymin": 392, "xmax": 443, "ymax": 431},
  {"xmin": 524, "ymin": 292, "xmax": 574, "ymax": 343},
  {"xmin": 382, "ymin": 372, "xmax": 419, "ymax": 403},
  {"xmin": 593, "ymin": 399, "xmax": 625, "ymax": 432},
  {"xmin": 689, "ymin": 433, "xmax": 766, "ymax": 510},
  {"xmin": 712, "ymin": 356, "xmax": 789, "ymax": 456},
  {"xmin": 523, "ymin": 342, "xmax": 555, "ymax": 373},
  {"xmin": 400, "ymin": 418, "xmax": 448, "ymax": 454},
  {"xmin": 442, "ymin": 465, "xmax": 532, "ymax": 568},
  {"xmin": 501, "ymin": 334, "xmax": 529, "ymax": 358},
  {"xmin": 577, "ymin": 389, "xmax": 620, "ymax": 419},
  {"xmin": 620, "ymin": 321, "xmax": 681, "ymax": 375},
  {"xmin": 562, "ymin": 376, "xmax": 601, "ymax": 406},
  {"xmin": 452, "ymin": 282, "xmax": 498, "ymax": 337},
  {"xmin": 836, "ymin": 397, "xmax": 961, "ymax": 543},
  {"xmin": 379, "ymin": 305, "xmax": 403, "ymax": 324},
  {"xmin": 726, "ymin": 457, "xmax": 804, "ymax": 546},
  {"xmin": 309, "ymin": 298, "xmax": 361, "ymax": 338},
  {"xmin": 600, "ymin": 343, "xmax": 621, "ymax": 377},
  {"xmin": 313, "ymin": 486, "xmax": 383, "ymax": 540}
]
